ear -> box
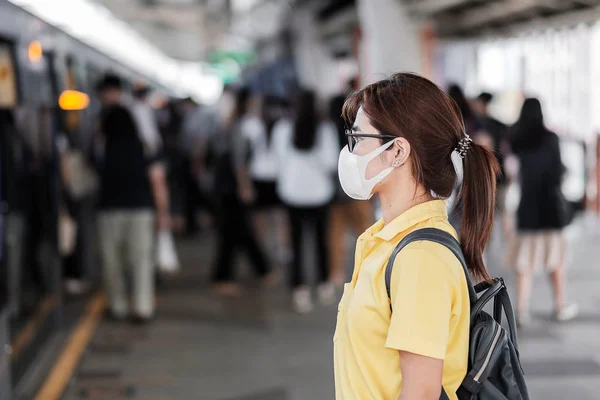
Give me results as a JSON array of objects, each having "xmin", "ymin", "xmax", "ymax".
[{"xmin": 393, "ymin": 137, "xmax": 411, "ymax": 166}]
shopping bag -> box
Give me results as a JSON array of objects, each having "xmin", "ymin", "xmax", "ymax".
[
  {"xmin": 65, "ymin": 150, "xmax": 98, "ymax": 199},
  {"xmin": 58, "ymin": 211, "xmax": 78, "ymax": 256},
  {"xmin": 156, "ymin": 230, "xmax": 180, "ymax": 274}
]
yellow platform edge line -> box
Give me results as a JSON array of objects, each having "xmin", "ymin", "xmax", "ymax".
[
  {"xmin": 34, "ymin": 291, "xmax": 106, "ymax": 400},
  {"xmin": 11, "ymin": 295, "xmax": 59, "ymax": 360}
]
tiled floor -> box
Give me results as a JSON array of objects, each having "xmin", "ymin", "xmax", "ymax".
[{"xmin": 64, "ymin": 215, "xmax": 600, "ymax": 399}]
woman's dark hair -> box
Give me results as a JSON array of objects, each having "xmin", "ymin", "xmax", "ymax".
[
  {"xmin": 233, "ymin": 86, "xmax": 252, "ymax": 121},
  {"xmin": 343, "ymin": 73, "xmax": 499, "ymax": 281},
  {"xmin": 293, "ymin": 90, "xmax": 319, "ymax": 151},
  {"xmin": 510, "ymin": 98, "xmax": 550, "ymax": 153}
]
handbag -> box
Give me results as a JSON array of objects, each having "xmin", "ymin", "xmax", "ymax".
[
  {"xmin": 58, "ymin": 209, "xmax": 78, "ymax": 256},
  {"xmin": 65, "ymin": 150, "xmax": 99, "ymax": 200},
  {"xmin": 156, "ymin": 229, "xmax": 180, "ymax": 274}
]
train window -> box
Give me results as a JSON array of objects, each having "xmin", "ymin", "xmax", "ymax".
[
  {"xmin": 86, "ymin": 64, "xmax": 102, "ymax": 97},
  {"xmin": 65, "ymin": 64, "xmax": 80, "ymax": 133},
  {"xmin": 63, "ymin": 56, "xmax": 89, "ymax": 137},
  {"xmin": 0, "ymin": 42, "xmax": 17, "ymax": 107}
]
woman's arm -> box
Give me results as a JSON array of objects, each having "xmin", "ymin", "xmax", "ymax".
[
  {"xmin": 398, "ymin": 351, "xmax": 444, "ymax": 400},
  {"xmin": 232, "ymin": 122, "xmax": 255, "ymax": 204},
  {"xmin": 386, "ymin": 248, "xmax": 458, "ymax": 400},
  {"xmin": 149, "ymin": 163, "xmax": 171, "ymax": 229}
]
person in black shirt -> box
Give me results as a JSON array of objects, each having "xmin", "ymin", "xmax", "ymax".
[
  {"xmin": 507, "ymin": 98, "xmax": 578, "ymax": 325},
  {"xmin": 95, "ymin": 75, "xmax": 170, "ymax": 322}
]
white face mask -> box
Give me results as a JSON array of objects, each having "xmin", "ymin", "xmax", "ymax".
[{"xmin": 338, "ymin": 140, "xmax": 396, "ymax": 200}]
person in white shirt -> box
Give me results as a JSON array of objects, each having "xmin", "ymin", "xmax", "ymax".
[
  {"xmin": 273, "ymin": 90, "xmax": 339, "ymax": 313},
  {"xmin": 235, "ymin": 95, "xmax": 291, "ymax": 263},
  {"xmin": 239, "ymin": 96, "xmax": 280, "ymax": 206}
]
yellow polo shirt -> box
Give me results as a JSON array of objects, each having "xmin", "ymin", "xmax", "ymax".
[{"xmin": 333, "ymin": 200, "xmax": 469, "ymax": 400}]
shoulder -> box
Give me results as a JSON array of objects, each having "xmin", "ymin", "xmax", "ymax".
[
  {"xmin": 543, "ymin": 131, "xmax": 561, "ymax": 150},
  {"xmin": 392, "ymin": 237, "xmax": 463, "ymax": 287},
  {"xmin": 547, "ymin": 131, "xmax": 560, "ymax": 145},
  {"xmin": 543, "ymin": 129, "xmax": 558, "ymax": 141}
]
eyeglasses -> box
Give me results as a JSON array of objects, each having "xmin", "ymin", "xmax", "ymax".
[{"xmin": 345, "ymin": 129, "xmax": 396, "ymax": 153}]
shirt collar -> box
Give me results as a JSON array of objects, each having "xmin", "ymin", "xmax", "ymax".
[{"xmin": 369, "ymin": 199, "xmax": 448, "ymax": 241}]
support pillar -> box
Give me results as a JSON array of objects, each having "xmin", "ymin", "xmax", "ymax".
[
  {"xmin": 355, "ymin": 0, "xmax": 422, "ymax": 84},
  {"xmin": 291, "ymin": 7, "xmax": 339, "ymax": 99}
]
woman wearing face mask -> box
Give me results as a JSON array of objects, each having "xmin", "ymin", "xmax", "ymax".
[
  {"xmin": 273, "ymin": 89, "xmax": 339, "ymax": 313},
  {"xmin": 334, "ymin": 73, "xmax": 499, "ymax": 400}
]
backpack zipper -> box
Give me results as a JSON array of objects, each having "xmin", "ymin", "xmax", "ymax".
[{"xmin": 474, "ymin": 324, "xmax": 502, "ymax": 382}]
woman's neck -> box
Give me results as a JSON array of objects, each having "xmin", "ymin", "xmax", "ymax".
[{"xmin": 378, "ymin": 182, "xmax": 433, "ymax": 225}]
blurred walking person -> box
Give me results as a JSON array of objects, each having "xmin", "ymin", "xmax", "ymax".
[
  {"xmin": 508, "ymin": 98, "xmax": 578, "ymax": 326},
  {"xmin": 209, "ymin": 87, "xmax": 275, "ymax": 295},
  {"xmin": 95, "ymin": 75, "xmax": 170, "ymax": 322},
  {"xmin": 236, "ymin": 95, "xmax": 290, "ymax": 264},
  {"xmin": 273, "ymin": 90, "xmax": 339, "ymax": 313},
  {"xmin": 179, "ymin": 97, "xmax": 218, "ymax": 235},
  {"xmin": 156, "ymin": 99, "xmax": 186, "ymax": 232}
]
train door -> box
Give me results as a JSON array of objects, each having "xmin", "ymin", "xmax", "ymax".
[
  {"xmin": 59, "ymin": 56, "xmax": 98, "ymax": 286},
  {"xmin": 8, "ymin": 39, "xmax": 61, "ymax": 387}
]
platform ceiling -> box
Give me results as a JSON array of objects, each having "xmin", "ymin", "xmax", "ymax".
[
  {"xmin": 90, "ymin": 0, "xmax": 292, "ymax": 61},
  {"xmin": 92, "ymin": 0, "xmax": 600, "ymax": 62}
]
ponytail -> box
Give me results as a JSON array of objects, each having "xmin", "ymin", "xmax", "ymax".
[{"xmin": 459, "ymin": 142, "xmax": 500, "ymax": 282}]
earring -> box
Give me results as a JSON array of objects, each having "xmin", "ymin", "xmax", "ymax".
[{"xmin": 392, "ymin": 160, "xmax": 400, "ymax": 168}]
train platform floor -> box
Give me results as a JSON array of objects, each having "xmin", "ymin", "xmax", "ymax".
[{"xmin": 56, "ymin": 215, "xmax": 600, "ymax": 400}]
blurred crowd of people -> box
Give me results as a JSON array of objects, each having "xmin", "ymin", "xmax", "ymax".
[
  {"xmin": 1, "ymin": 71, "xmax": 581, "ymax": 323},
  {"xmin": 158, "ymin": 79, "xmax": 375, "ymax": 313},
  {"xmin": 50, "ymin": 74, "xmax": 375, "ymax": 317}
]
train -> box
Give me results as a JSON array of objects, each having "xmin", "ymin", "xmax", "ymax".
[{"xmin": 0, "ymin": 1, "xmax": 170, "ymax": 398}]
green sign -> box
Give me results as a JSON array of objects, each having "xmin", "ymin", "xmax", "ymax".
[
  {"xmin": 208, "ymin": 49, "xmax": 256, "ymax": 84},
  {"xmin": 208, "ymin": 50, "xmax": 256, "ymax": 65}
]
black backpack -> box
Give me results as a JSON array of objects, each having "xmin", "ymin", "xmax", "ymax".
[{"xmin": 385, "ymin": 228, "xmax": 529, "ymax": 400}]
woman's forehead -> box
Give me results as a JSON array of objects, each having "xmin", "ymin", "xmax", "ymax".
[{"xmin": 354, "ymin": 107, "xmax": 379, "ymax": 134}]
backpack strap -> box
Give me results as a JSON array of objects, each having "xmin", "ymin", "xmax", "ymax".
[
  {"xmin": 385, "ymin": 228, "xmax": 478, "ymax": 400},
  {"xmin": 385, "ymin": 228, "xmax": 478, "ymax": 306}
]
